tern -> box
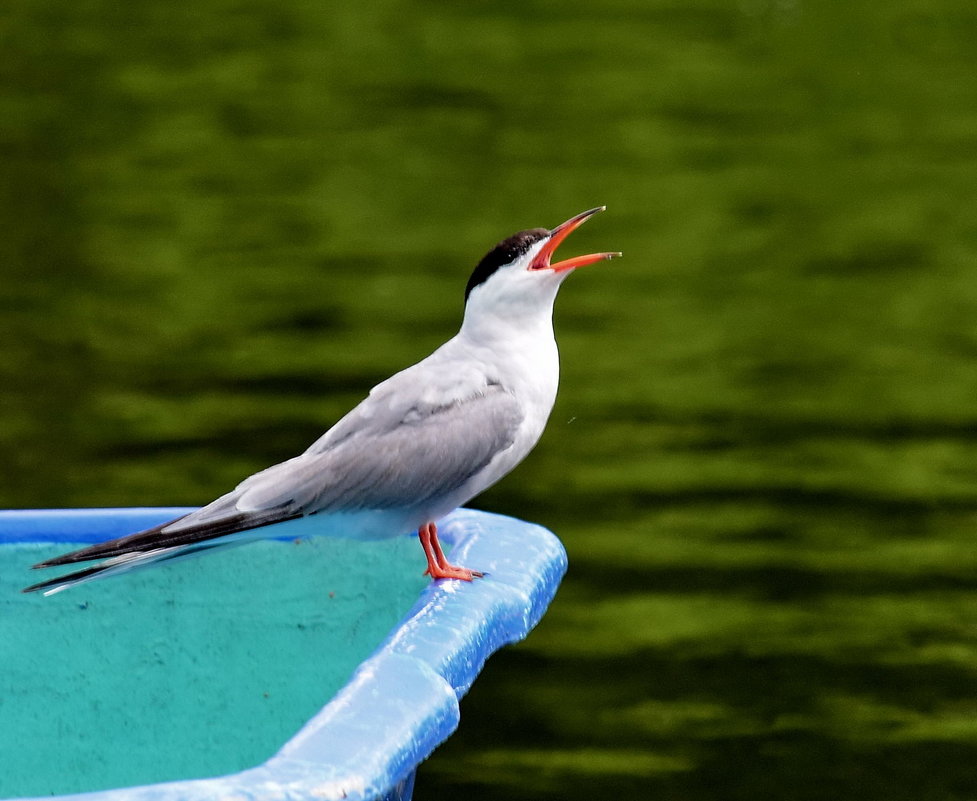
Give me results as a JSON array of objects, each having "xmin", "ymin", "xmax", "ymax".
[{"xmin": 25, "ymin": 207, "xmax": 620, "ymax": 595}]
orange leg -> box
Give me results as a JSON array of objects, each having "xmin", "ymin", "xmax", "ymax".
[{"xmin": 418, "ymin": 522, "xmax": 484, "ymax": 581}]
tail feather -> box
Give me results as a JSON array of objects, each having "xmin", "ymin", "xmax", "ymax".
[
  {"xmin": 32, "ymin": 518, "xmax": 185, "ymax": 568},
  {"xmin": 32, "ymin": 507, "xmax": 301, "ymax": 568},
  {"xmin": 24, "ymin": 562, "xmax": 120, "ymax": 595},
  {"xmin": 25, "ymin": 505, "xmax": 303, "ymax": 594}
]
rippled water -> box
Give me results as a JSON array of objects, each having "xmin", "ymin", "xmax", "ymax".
[{"xmin": 3, "ymin": 1, "xmax": 977, "ymax": 798}]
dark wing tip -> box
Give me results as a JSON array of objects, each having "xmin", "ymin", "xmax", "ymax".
[
  {"xmin": 30, "ymin": 535, "xmax": 160, "ymax": 569},
  {"xmin": 32, "ymin": 555, "xmax": 79, "ymax": 570}
]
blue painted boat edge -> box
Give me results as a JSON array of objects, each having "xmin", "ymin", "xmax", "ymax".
[
  {"xmin": 1, "ymin": 507, "xmax": 568, "ymax": 801},
  {"xmin": 0, "ymin": 508, "xmax": 198, "ymax": 544}
]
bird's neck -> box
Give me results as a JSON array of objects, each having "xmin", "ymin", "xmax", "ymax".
[
  {"xmin": 459, "ymin": 305, "xmax": 556, "ymax": 354},
  {"xmin": 456, "ymin": 306, "xmax": 560, "ymax": 403}
]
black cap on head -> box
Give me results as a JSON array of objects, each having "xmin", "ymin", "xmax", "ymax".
[{"xmin": 464, "ymin": 228, "xmax": 549, "ymax": 303}]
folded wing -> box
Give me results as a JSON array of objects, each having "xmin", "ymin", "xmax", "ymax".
[{"xmin": 25, "ymin": 377, "xmax": 523, "ymax": 594}]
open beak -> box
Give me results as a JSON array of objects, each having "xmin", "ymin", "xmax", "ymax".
[{"xmin": 529, "ymin": 206, "xmax": 622, "ymax": 272}]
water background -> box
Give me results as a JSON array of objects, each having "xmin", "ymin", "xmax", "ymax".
[{"xmin": 4, "ymin": 1, "xmax": 977, "ymax": 798}]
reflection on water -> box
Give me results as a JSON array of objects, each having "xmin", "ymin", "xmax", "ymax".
[{"xmin": 3, "ymin": 1, "xmax": 977, "ymax": 799}]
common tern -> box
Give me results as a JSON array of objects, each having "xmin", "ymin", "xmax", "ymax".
[{"xmin": 25, "ymin": 207, "xmax": 620, "ymax": 595}]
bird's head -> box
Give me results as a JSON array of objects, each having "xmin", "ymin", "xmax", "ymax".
[{"xmin": 462, "ymin": 206, "xmax": 620, "ymax": 328}]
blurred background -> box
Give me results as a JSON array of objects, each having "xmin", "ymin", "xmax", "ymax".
[{"xmin": 4, "ymin": 0, "xmax": 977, "ymax": 798}]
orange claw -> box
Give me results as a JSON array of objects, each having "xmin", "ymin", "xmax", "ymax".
[{"xmin": 418, "ymin": 522, "xmax": 484, "ymax": 581}]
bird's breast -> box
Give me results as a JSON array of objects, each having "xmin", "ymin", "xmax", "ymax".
[{"xmin": 470, "ymin": 336, "xmax": 559, "ymax": 472}]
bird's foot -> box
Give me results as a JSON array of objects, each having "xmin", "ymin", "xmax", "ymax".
[
  {"xmin": 424, "ymin": 563, "xmax": 485, "ymax": 581},
  {"xmin": 418, "ymin": 521, "xmax": 484, "ymax": 582}
]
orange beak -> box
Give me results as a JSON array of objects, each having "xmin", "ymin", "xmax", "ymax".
[{"xmin": 529, "ymin": 206, "xmax": 621, "ymax": 272}]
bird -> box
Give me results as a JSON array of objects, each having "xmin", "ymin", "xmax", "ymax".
[{"xmin": 24, "ymin": 207, "xmax": 620, "ymax": 595}]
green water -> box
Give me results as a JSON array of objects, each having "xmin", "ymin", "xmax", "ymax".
[
  {"xmin": 3, "ymin": 0, "xmax": 977, "ymax": 799},
  {"xmin": 0, "ymin": 536, "xmax": 426, "ymax": 797}
]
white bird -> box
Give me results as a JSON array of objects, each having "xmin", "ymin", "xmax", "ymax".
[{"xmin": 25, "ymin": 207, "xmax": 620, "ymax": 595}]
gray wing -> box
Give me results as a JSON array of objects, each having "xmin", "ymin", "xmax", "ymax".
[
  {"xmin": 231, "ymin": 379, "xmax": 524, "ymax": 514},
  {"xmin": 26, "ymin": 369, "xmax": 523, "ymax": 590}
]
